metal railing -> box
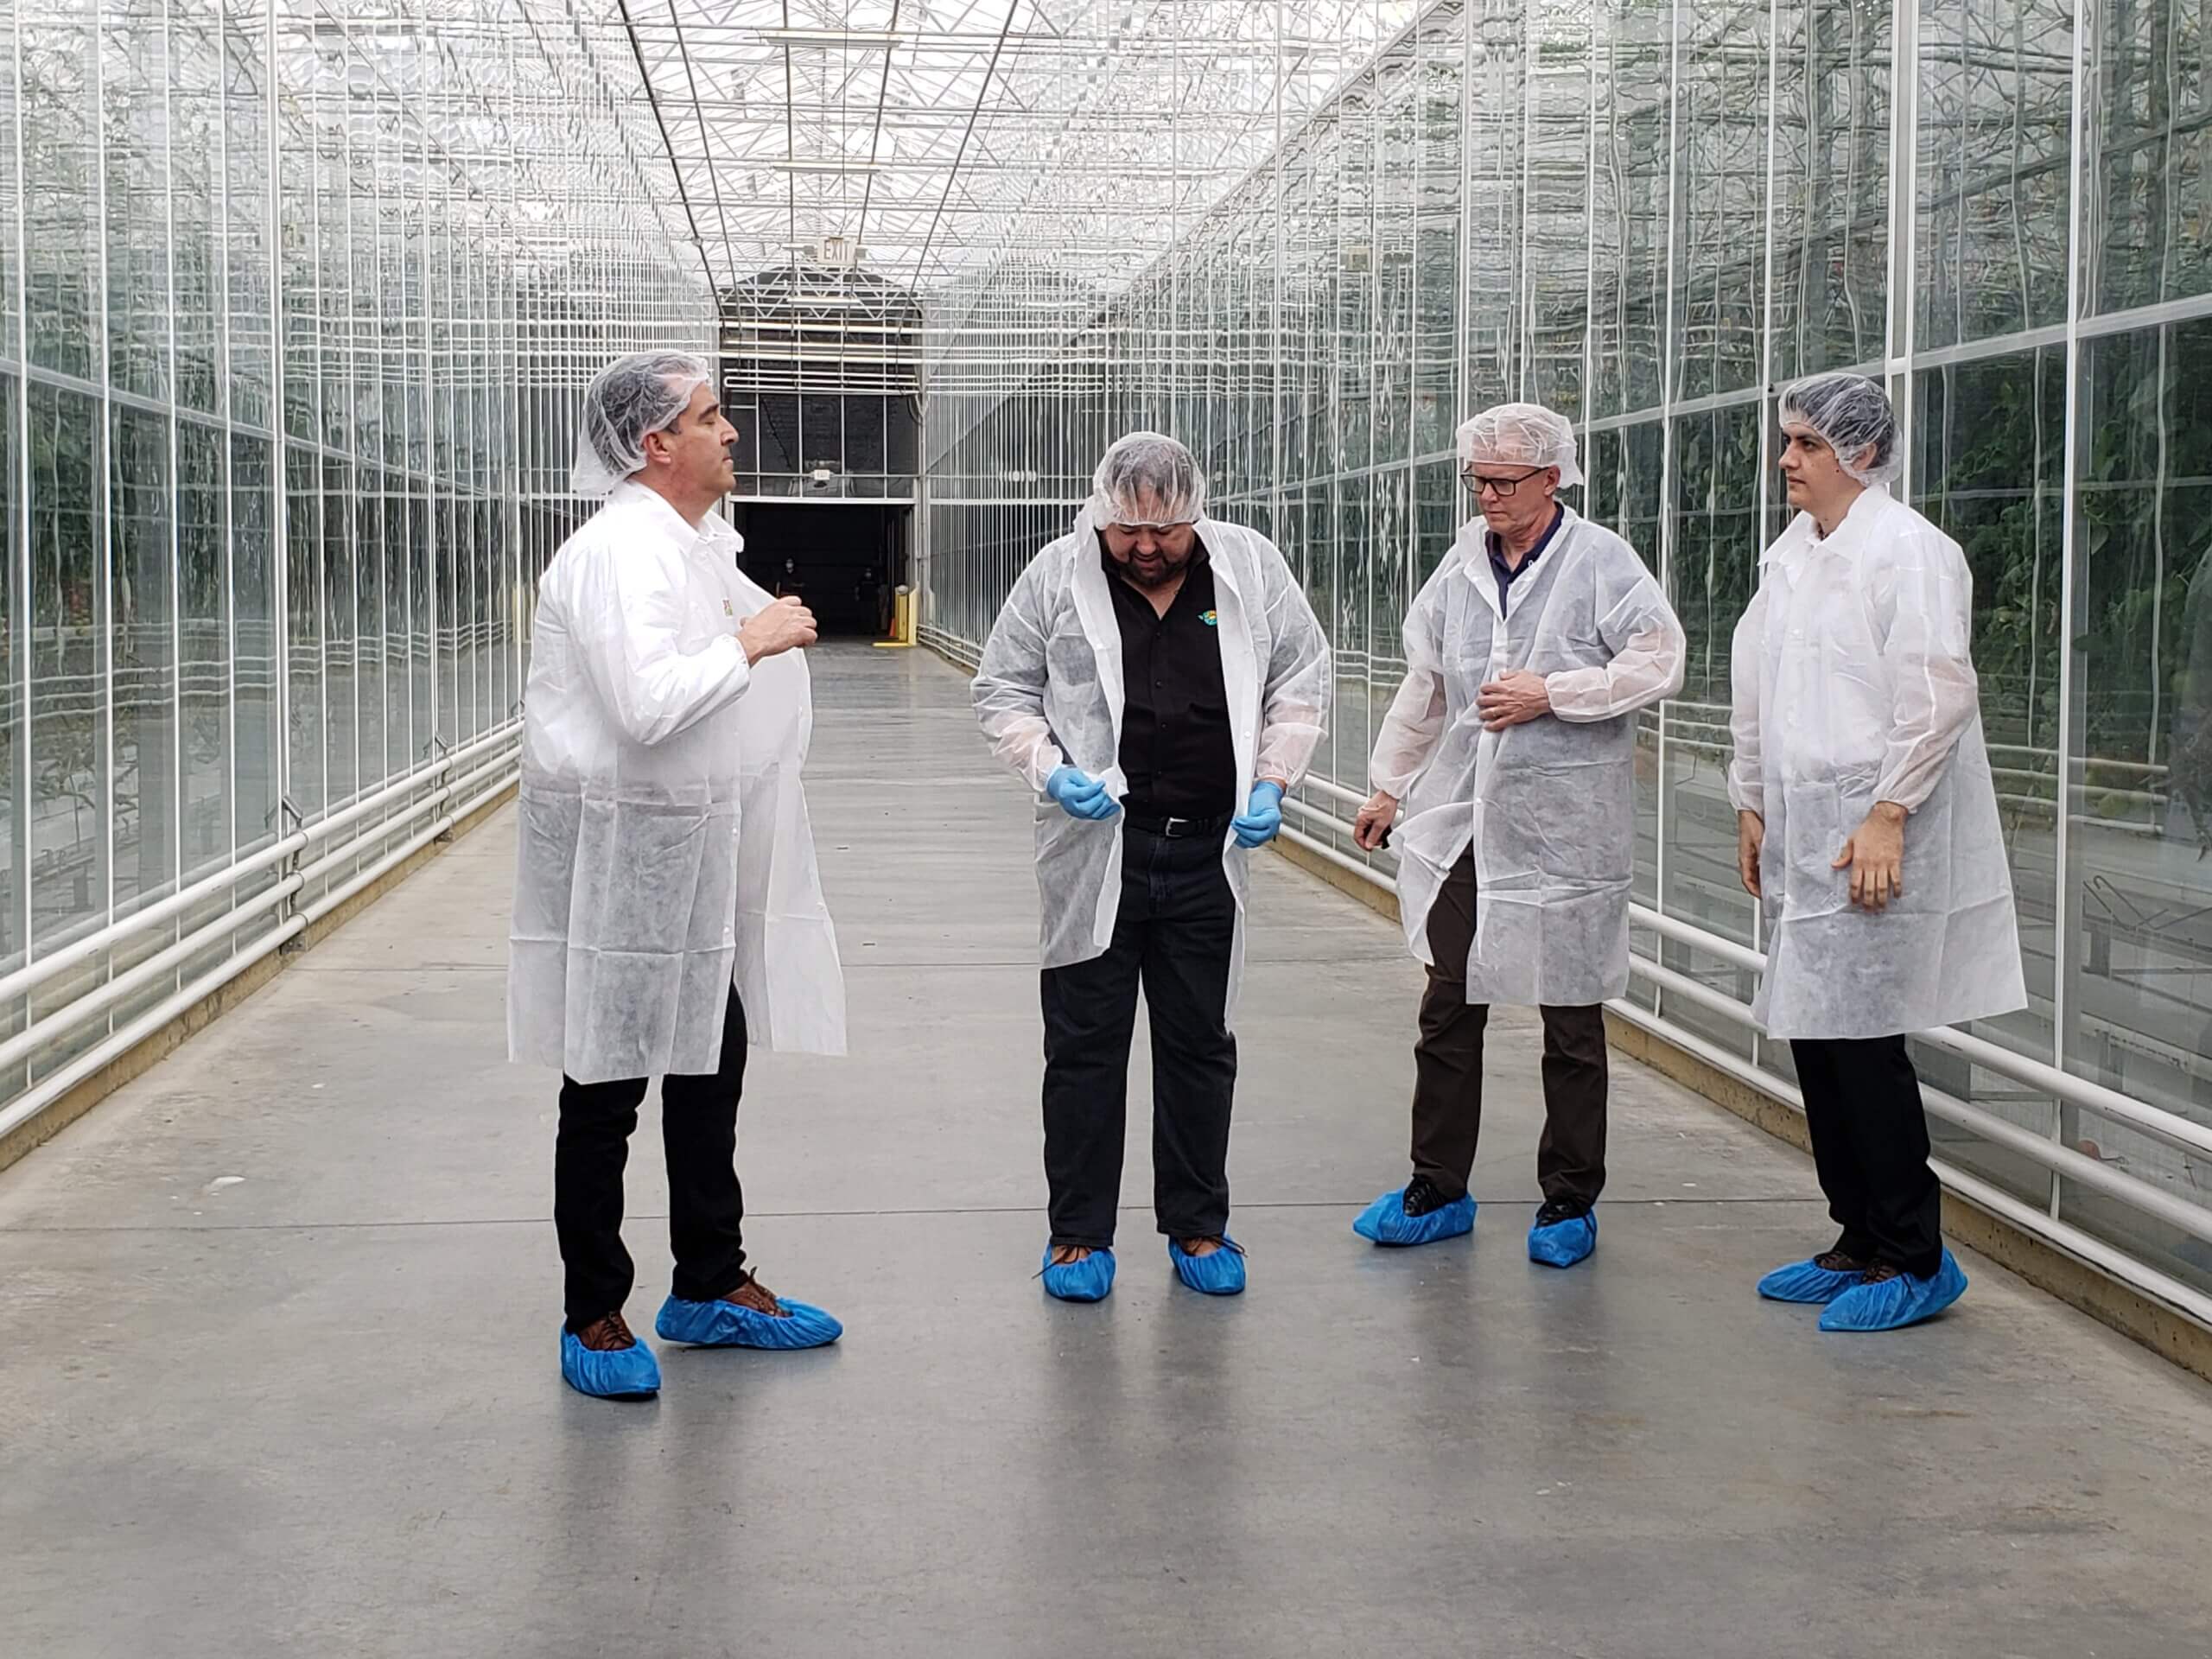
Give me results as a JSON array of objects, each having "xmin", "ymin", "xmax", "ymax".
[
  {"xmin": 1268, "ymin": 772, "xmax": 2212, "ymax": 1332},
  {"xmin": 0, "ymin": 720, "xmax": 522, "ymax": 1148}
]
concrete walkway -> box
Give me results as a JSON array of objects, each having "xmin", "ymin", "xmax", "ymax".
[{"xmin": 3, "ymin": 643, "xmax": 2209, "ymax": 1659}]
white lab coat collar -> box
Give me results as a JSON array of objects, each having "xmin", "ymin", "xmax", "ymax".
[
  {"xmin": 1764, "ymin": 481, "xmax": 1891, "ymax": 574},
  {"xmin": 1456, "ymin": 502, "xmax": 1582, "ymax": 621},
  {"xmin": 609, "ymin": 480, "xmax": 747, "ymax": 558}
]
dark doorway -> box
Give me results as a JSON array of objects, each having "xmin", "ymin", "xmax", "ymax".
[{"xmin": 727, "ymin": 503, "xmax": 908, "ymax": 637}]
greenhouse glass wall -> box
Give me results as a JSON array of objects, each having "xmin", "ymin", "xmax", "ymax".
[
  {"xmin": 0, "ymin": 0, "xmax": 711, "ymax": 1130},
  {"xmin": 1, "ymin": 0, "xmax": 2205, "ymax": 1328},
  {"xmin": 918, "ymin": 0, "xmax": 2212, "ymax": 1310}
]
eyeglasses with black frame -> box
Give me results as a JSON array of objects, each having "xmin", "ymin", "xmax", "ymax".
[{"xmin": 1460, "ymin": 467, "xmax": 1549, "ymax": 499}]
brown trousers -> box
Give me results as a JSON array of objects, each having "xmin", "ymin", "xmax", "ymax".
[{"xmin": 1410, "ymin": 850, "xmax": 1609, "ymax": 1206}]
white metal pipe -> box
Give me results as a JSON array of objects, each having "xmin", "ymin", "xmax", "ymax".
[
  {"xmin": 0, "ymin": 722, "xmax": 519, "ymax": 1012},
  {"xmin": 1625, "ymin": 954, "xmax": 2212, "ymax": 1243},
  {"xmin": 0, "ymin": 917, "xmax": 307, "ymax": 1146},
  {"xmin": 296, "ymin": 723, "xmax": 517, "ymax": 849},
  {"xmin": 301, "ymin": 778, "xmax": 515, "ymax": 928},
  {"xmin": 1604, "ymin": 997, "xmax": 2212, "ymax": 1331},
  {"xmin": 1277, "ymin": 820, "xmax": 1388, "ymax": 887},
  {"xmin": 1294, "ymin": 772, "xmax": 1370, "ymax": 811},
  {"xmin": 292, "ymin": 752, "xmax": 516, "ymax": 891},
  {"xmin": 1626, "ymin": 901, "xmax": 2212, "ymax": 1160},
  {"xmin": 1629, "ymin": 901, "xmax": 1764, "ymax": 974},
  {"xmin": 0, "ymin": 874, "xmax": 304, "ymax": 1076},
  {"xmin": 1937, "ymin": 1161, "xmax": 2212, "ymax": 1332},
  {"xmin": 0, "ymin": 830, "xmax": 308, "ymax": 1008}
]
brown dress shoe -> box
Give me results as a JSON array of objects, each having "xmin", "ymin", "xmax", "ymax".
[
  {"xmin": 721, "ymin": 1271, "xmax": 793, "ymax": 1319},
  {"xmin": 573, "ymin": 1310, "xmax": 642, "ymax": 1351}
]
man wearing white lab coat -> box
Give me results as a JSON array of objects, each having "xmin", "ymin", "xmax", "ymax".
[
  {"xmin": 508, "ymin": 351, "xmax": 846, "ymax": 1401},
  {"xmin": 1349, "ymin": 404, "xmax": 1685, "ymax": 1270},
  {"xmin": 972, "ymin": 434, "xmax": 1332, "ymax": 1303},
  {"xmin": 1731, "ymin": 372, "xmax": 2026, "ymax": 1334}
]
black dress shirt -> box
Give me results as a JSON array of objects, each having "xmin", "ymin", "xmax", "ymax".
[{"xmin": 1103, "ymin": 543, "xmax": 1238, "ymax": 821}]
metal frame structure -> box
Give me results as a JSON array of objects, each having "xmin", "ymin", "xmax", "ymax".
[
  {"xmin": 1, "ymin": 0, "xmax": 715, "ymax": 1135},
  {"xmin": 906, "ymin": 0, "xmax": 2212, "ymax": 1325},
  {"xmin": 2, "ymin": 0, "xmax": 2208, "ymax": 1332}
]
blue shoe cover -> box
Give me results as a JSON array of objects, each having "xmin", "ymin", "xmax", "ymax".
[
  {"xmin": 654, "ymin": 1292, "xmax": 842, "ymax": 1351},
  {"xmin": 1757, "ymin": 1257, "xmax": 1865, "ymax": 1305},
  {"xmin": 1039, "ymin": 1247, "xmax": 1116, "ymax": 1303},
  {"xmin": 1168, "ymin": 1236, "xmax": 1247, "ymax": 1296},
  {"xmin": 1819, "ymin": 1251, "xmax": 1967, "ymax": 1333},
  {"xmin": 1527, "ymin": 1209, "xmax": 1597, "ymax": 1268},
  {"xmin": 561, "ymin": 1326, "xmax": 661, "ymax": 1400},
  {"xmin": 1352, "ymin": 1186, "xmax": 1477, "ymax": 1247}
]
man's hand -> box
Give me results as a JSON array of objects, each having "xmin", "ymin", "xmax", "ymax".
[
  {"xmin": 1736, "ymin": 810, "xmax": 1764, "ymax": 899},
  {"xmin": 1477, "ymin": 670, "xmax": 1552, "ymax": 731},
  {"xmin": 1353, "ymin": 790, "xmax": 1399, "ymax": 851},
  {"xmin": 1232, "ymin": 780, "xmax": 1287, "ymax": 849},
  {"xmin": 738, "ymin": 595, "xmax": 817, "ymax": 664},
  {"xmin": 1046, "ymin": 766, "xmax": 1122, "ymax": 822},
  {"xmin": 1834, "ymin": 802, "xmax": 1907, "ymax": 911}
]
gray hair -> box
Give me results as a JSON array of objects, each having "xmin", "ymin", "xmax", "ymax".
[{"xmin": 1456, "ymin": 403, "xmax": 1584, "ymax": 490}]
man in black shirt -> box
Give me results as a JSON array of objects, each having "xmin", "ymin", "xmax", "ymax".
[{"xmin": 973, "ymin": 434, "xmax": 1332, "ymax": 1303}]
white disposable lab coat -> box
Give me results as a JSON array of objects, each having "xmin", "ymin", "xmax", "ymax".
[
  {"xmin": 1728, "ymin": 486, "xmax": 2025, "ymax": 1039},
  {"xmin": 507, "ymin": 482, "xmax": 844, "ymax": 1083},
  {"xmin": 970, "ymin": 510, "xmax": 1332, "ymax": 1020},
  {"xmin": 1372, "ymin": 507, "xmax": 1684, "ymax": 1006}
]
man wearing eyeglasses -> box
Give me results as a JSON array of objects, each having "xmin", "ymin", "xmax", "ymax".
[
  {"xmin": 972, "ymin": 432, "xmax": 1332, "ymax": 1303},
  {"xmin": 1350, "ymin": 404, "xmax": 1684, "ymax": 1269}
]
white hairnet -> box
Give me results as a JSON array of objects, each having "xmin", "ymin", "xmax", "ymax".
[
  {"xmin": 1456, "ymin": 403, "xmax": 1584, "ymax": 490},
  {"xmin": 569, "ymin": 351, "xmax": 715, "ymax": 496},
  {"xmin": 1090, "ymin": 432, "xmax": 1206, "ymax": 526},
  {"xmin": 1777, "ymin": 371, "xmax": 1901, "ymax": 486}
]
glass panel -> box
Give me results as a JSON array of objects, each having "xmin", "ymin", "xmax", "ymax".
[
  {"xmin": 22, "ymin": 0, "xmax": 101, "ymax": 380},
  {"xmin": 224, "ymin": 0, "xmax": 273, "ymax": 433},
  {"xmin": 177, "ymin": 418, "xmax": 229, "ymax": 881},
  {"xmin": 1916, "ymin": 0, "xmax": 2075, "ymax": 350},
  {"xmin": 1525, "ymin": 10, "xmax": 1590, "ymax": 419},
  {"xmin": 2085, "ymin": 0, "xmax": 2212, "ymax": 314},
  {"xmin": 1663, "ymin": 404, "xmax": 1764, "ymax": 925},
  {"xmin": 1590, "ymin": 0, "xmax": 1670, "ymax": 417},
  {"xmin": 1912, "ymin": 349, "xmax": 2065, "ymax": 1064},
  {"xmin": 0, "ymin": 376, "xmax": 22, "ymax": 975},
  {"xmin": 171, "ymin": 0, "xmax": 221, "ymax": 417},
  {"xmin": 2063, "ymin": 317, "xmax": 2212, "ymax": 1293},
  {"xmin": 111, "ymin": 403, "xmax": 175, "ymax": 914},
  {"xmin": 1770, "ymin": 0, "xmax": 1892, "ymax": 382},
  {"xmin": 1672, "ymin": 0, "xmax": 1770, "ymax": 403},
  {"xmin": 232, "ymin": 434, "xmax": 279, "ymax": 852},
  {"xmin": 105, "ymin": 0, "xmax": 173, "ymax": 405},
  {"xmin": 26, "ymin": 383, "xmax": 105, "ymax": 948}
]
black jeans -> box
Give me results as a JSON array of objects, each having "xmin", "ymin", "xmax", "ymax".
[
  {"xmin": 1791, "ymin": 1034, "xmax": 1944, "ymax": 1278},
  {"xmin": 1039, "ymin": 823, "xmax": 1238, "ymax": 1249},
  {"xmin": 1409, "ymin": 850, "xmax": 1609, "ymax": 1209},
  {"xmin": 554, "ymin": 986, "xmax": 749, "ymax": 1330}
]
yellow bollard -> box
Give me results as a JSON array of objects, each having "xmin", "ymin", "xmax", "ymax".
[{"xmin": 873, "ymin": 584, "xmax": 916, "ymax": 649}]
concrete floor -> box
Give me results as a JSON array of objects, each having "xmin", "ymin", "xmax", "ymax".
[{"xmin": 3, "ymin": 642, "xmax": 2211, "ymax": 1659}]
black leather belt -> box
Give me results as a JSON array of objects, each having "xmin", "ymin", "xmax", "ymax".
[{"xmin": 1122, "ymin": 810, "xmax": 1233, "ymax": 839}]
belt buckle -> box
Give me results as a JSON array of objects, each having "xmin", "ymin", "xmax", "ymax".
[{"xmin": 1163, "ymin": 816, "xmax": 1196, "ymax": 838}]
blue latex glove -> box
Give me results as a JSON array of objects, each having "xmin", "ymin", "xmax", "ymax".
[
  {"xmin": 1046, "ymin": 765, "xmax": 1122, "ymax": 822},
  {"xmin": 1231, "ymin": 780, "xmax": 1285, "ymax": 849}
]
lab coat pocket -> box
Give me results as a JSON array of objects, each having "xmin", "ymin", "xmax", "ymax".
[
  {"xmin": 1778, "ymin": 779, "xmax": 1851, "ymax": 920},
  {"xmin": 575, "ymin": 798, "xmax": 712, "ymax": 955}
]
